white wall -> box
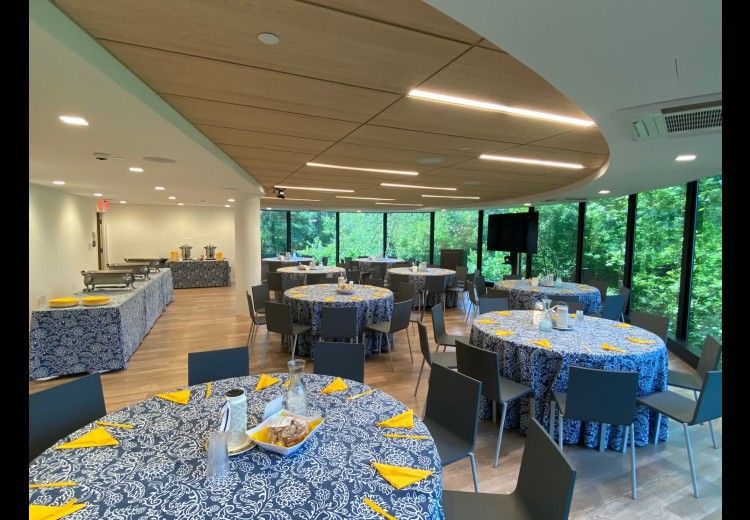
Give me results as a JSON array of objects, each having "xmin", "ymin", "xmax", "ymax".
[
  {"xmin": 29, "ymin": 183, "xmax": 99, "ymax": 320},
  {"xmin": 105, "ymin": 204, "xmax": 236, "ymax": 278}
]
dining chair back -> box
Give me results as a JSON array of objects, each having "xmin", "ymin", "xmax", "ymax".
[
  {"xmin": 417, "ymin": 321, "xmax": 434, "ymax": 367},
  {"xmin": 431, "ymin": 301, "xmax": 448, "ymax": 340},
  {"xmin": 260, "ymin": 262, "xmax": 269, "ymax": 283},
  {"xmin": 629, "ymin": 311, "xmax": 669, "ymax": 343},
  {"xmin": 455, "ymin": 340, "xmax": 500, "ymax": 401},
  {"xmin": 304, "ymin": 272, "xmax": 328, "ymax": 285},
  {"xmin": 601, "ymin": 294, "xmax": 626, "ymax": 321},
  {"xmin": 589, "ymin": 279, "xmax": 609, "ymax": 304},
  {"xmin": 396, "ymin": 281, "xmax": 416, "ymax": 303},
  {"xmin": 424, "ymin": 274, "xmax": 447, "ymax": 301},
  {"xmin": 319, "ymin": 306, "xmax": 358, "ymax": 341},
  {"xmin": 478, "ymin": 297, "xmax": 509, "ymax": 314},
  {"xmin": 282, "ymin": 277, "xmax": 304, "ymax": 292},
  {"xmin": 250, "ymin": 283, "xmax": 268, "ymax": 314},
  {"xmin": 692, "ymin": 370, "xmax": 722, "ymax": 425},
  {"xmin": 321, "ymin": 256, "xmax": 329, "ymax": 266},
  {"xmin": 566, "ymin": 366, "xmax": 638, "ymax": 426},
  {"xmin": 371, "ymin": 264, "xmax": 385, "ymax": 280},
  {"xmin": 454, "ymin": 265, "xmax": 468, "ymax": 284},
  {"xmin": 697, "ymin": 336, "xmax": 723, "ymax": 379},
  {"xmin": 474, "ymin": 275, "xmax": 487, "ymax": 296},
  {"xmin": 389, "ymin": 298, "xmax": 413, "ymax": 333},
  {"xmin": 187, "ymin": 346, "xmax": 249, "ymax": 386},
  {"xmin": 502, "ymin": 274, "xmax": 522, "ymax": 280},
  {"xmin": 313, "ymin": 341, "xmax": 365, "ymax": 383},
  {"xmin": 486, "ymin": 287, "xmax": 509, "ymax": 298},
  {"xmin": 265, "ymin": 301, "xmax": 294, "ymax": 335}
]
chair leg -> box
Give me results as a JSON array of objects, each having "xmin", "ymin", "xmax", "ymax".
[
  {"xmin": 630, "ymin": 422, "xmax": 637, "ymax": 500},
  {"xmin": 558, "ymin": 411, "xmax": 564, "ymax": 451},
  {"xmin": 653, "ymin": 412, "xmax": 662, "ymax": 444},
  {"xmin": 414, "ymin": 359, "xmax": 425, "ymax": 397},
  {"xmin": 260, "ymin": 329, "xmax": 268, "ymax": 371},
  {"xmin": 683, "ymin": 423, "xmax": 699, "ymax": 498},
  {"xmin": 292, "ymin": 334, "xmax": 298, "ymax": 360},
  {"xmin": 386, "ymin": 335, "xmax": 394, "ymax": 371},
  {"xmin": 246, "ymin": 321, "xmax": 254, "ymax": 348},
  {"xmin": 494, "ymin": 401, "xmax": 508, "ymax": 468},
  {"xmin": 549, "ymin": 401, "xmax": 555, "ymax": 438},
  {"xmin": 468, "ymin": 452, "xmax": 479, "ymax": 493},
  {"xmin": 622, "ymin": 425, "xmax": 628, "ymax": 453},
  {"xmin": 708, "ymin": 420, "xmax": 718, "ymax": 448},
  {"xmin": 405, "ymin": 329, "xmax": 414, "ymax": 363}
]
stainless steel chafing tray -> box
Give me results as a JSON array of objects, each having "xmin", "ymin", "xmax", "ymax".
[
  {"xmin": 81, "ymin": 270, "xmax": 135, "ymax": 291},
  {"xmin": 123, "ymin": 258, "xmax": 166, "ymax": 270},
  {"xmin": 107, "ymin": 263, "xmax": 150, "ymax": 279}
]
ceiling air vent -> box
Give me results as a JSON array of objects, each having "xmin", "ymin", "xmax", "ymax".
[
  {"xmin": 622, "ymin": 95, "xmax": 721, "ymax": 141},
  {"xmin": 662, "ymin": 102, "xmax": 722, "ymax": 133}
]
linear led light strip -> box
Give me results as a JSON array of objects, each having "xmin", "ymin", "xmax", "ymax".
[
  {"xmin": 479, "ymin": 154, "xmax": 584, "ymax": 169},
  {"xmin": 421, "ymin": 194, "xmax": 480, "ymax": 200},
  {"xmin": 374, "ymin": 202, "xmax": 424, "ymax": 206},
  {"xmin": 273, "ymin": 185, "xmax": 354, "ymax": 193},
  {"xmin": 408, "ymin": 89, "xmax": 595, "ymax": 127},
  {"xmin": 336, "ymin": 196, "xmax": 395, "ymax": 201},
  {"xmin": 380, "ymin": 183, "xmax": 456, "ymax": 191},
  {"xmin": 307, "ymin": 162, "xmax": 418, "ymax": 176},
  {"xmin": 261, "ymin": 197, "xmax": 321, "ymax": 202}
]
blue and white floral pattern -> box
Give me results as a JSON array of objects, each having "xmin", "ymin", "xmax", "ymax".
[
  {"xmin": 495, "ymin": 279, "xmax": 602, "ymax": 314},
  {"xmin": 277, "ymin": 266, "xmax": 346, "ymax": 284},
  {"xmin": 29, "ymin": 374, "xmax": 444, "ymax": 520},
  {"xmin": 356, "ymin": 258, "xmax": 404, "ymax": 269},
  {"xmin": 283, "ymin": 284, "xmax": 394, "ymax": 357},
  {"xmin": 386, "ymin": 268, "xmax": 459, "ymax": 308},
  {"xmin": 166, "ymin": 260, "xmax": 230, "ymax": 289},
  {"xmin": 29, "ymin": 270, "xmax": 174, "ymax": 380},
  {"xmin": 262, "ymin": 257, "xmax": 314, "ymax": 263},
  {"xmin": 469, "ymin": 310, "xmax": 668, "ymax": 450}
]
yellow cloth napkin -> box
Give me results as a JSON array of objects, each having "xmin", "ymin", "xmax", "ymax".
[
  {"xmin": 475, "ymin": 318, "xmax": 497, "ymax": 325},
  {"xmin": 55, "ymin": 427, "xmax": 118, "ymax": 450},
  {"xmin": 494, "ymin": 310, "xmax": 511, "ymax": 317},
  {"xmin": 321, "ymin": 377, "xmax": 348, "ymax": 394},
  {"xmin": 29, "ymin": 481, "xmax": 76, "ymax": 489},
  {"xmin": 569, "ymin": 313, "xmax": 577, "ymax": 318},
  {"xmin": 256, "ymin": 373, "xmax": 280, "ymax": 391},
  {"xmin": 350, "ymin": 296, "xmax": 364, "ymax": 302},
  {"xmin": 323, "ymin": 296, "xmax": 335, "ymax": 302},
  {"xmin": 561, "ymin": 289, "xmax": 574, "ymax": 294},
  {"xmin": 383, "ymin": 433, "xmax": 429, "ymax": 440},
  {"xmin": 531, "ymin": 287, "xmax": 540, "ymax": 292},
  {"xmin": 205, "ymin": 383, "xmax": 212, "ymax": 398},
  {"xmin": 532, "ymin": 339, "xmax": 552, "ymax": 349},
  {"xmin": 625, "ymin": 336, "xmax": 657, "ymax": 345},
  {"xmin": 371, "ymin": 462, "xmax": 434, "ymax": 490},
  {"xmin": 377, "ymin": 409, "xmax": 414, "ymax": 429},
  {"xmin": 601, "ymin": 343, "xmax": 626, "ymax": 353},
  {"xmin": 347, "ymin": 389, "xmax": 375, "ymax": 400},
  {"xmin": 95, "ymin": 421, "xmax": 133, "ymax": 429},
  {"xmin": 363, "ymin": 497, "xmax": 397, "ymax": 520},
  {"xmin": 283, "ymin": 379, "xmax": 291, "ymax": 389},
  {"xmin": 613, "ymin": 322, "xmax": 631, "ymax": 328},
  {"xmin": 495, "ymin": 329, "xmax": 514, "ymax": 336},
  {"xmin": 156, "ymin": 389, "xmax": 190, "ymax": 405},
  {"xmin": 29, "ymin": 499, "xmax": 86, "ymax": 520}
]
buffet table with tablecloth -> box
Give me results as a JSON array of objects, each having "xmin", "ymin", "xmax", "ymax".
[
  {"xmin": 469, "ymin": 310, "xmax": 668, "ymax": 450},
  {"xmin": 386, "ymin": 267, "xmax": 459, "ymax": 308},
  {"xmin": 166, "ymin": 260, "xmax": 230, "ymax": 289},
  {"xmin": 29, "ymin": 373, "xmax": 444, "ymax": 519},
  {"xmin": 29, "ymin": 270, "xmax": 174, "ymax": 380},
  {"xmin": 495, "ymin": 279, "xmax": 602, "ymax": 314}
]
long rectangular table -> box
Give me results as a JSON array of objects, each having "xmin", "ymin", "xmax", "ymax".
[
  {"xmin": 166, "ymin": 260, "xmax": 230, "ymax": 288},
  {"xmin": 29, "ymin": 269, "xmax": 174, "ymax": 380}
]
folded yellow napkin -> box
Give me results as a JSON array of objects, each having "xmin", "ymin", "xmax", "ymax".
[
  {"xmin": 569, "ymin": 313, "xmax": 576, "ymax": 318},
  {"xmin": 601, "ymin": 343, "xmax": 626, "ymax": 353},
  {"xmin": 347, "ymin": 389, "xmax": 375, "ymax": 400},
  {"xmin": 371, "ymin": 462, "xmax": 434, "ymax": 490},
  {"xmin": 156, "ymin": 389, "xmax": 190, "ymax": 405},
  {"xmin": 323, "ymin": 296, "xmax": 335, "ymax": 302},
  {"xmin": 494, "ymin": 310, "xmax": 511, "ymax": 317},
  {"xmin": 205, "ymin": 383, "xmax": 212, "ymax": 398},
  {"xmin": 561, "ymin": 289, "xmax": 574, "ymax": 294},
  {"xmin": 377, "ymin": 409, "xmax": 414, "ymax": 429},
  {"xmin": 321, "ymin": 377, "xmax": 348, "ymax": 394},
  {"xmin": 531, "ymin": 287, "xmax": 540, "ymax": 292},
  {"xmin": 613, "ymin": 322, "xmax": 631, "ymax": 328},
  {"xmin": 55, "ymin": 427, "xmax": 118, "ymax": 450},
  {"xmin": 383, "ymin": 433, "xmax": 429, "ymax": 440},
  {"xmin": 625, "ymin": 336, "xmax": 657, "ymax": 345},
  {"xmin": 283, "ymin": 379, "xmax": 291, "ymax": 389},
  {"xmin": 475, "ymin": 318, "xmax": 497, "ymax": 325},
  {"xmin": 256, "ymin": 373, "xmax": 280, "ymax": 391},
  {"xmin": 350, "ymin": 296, "xmax": 364, "ymax": 302},
  {"xmin": 532, "ymin": 339, "xmax": 552, "ymax": 349},
  {"xmin": 29, "ymin": 481, "xmax": 76, "ymax": 489},
  {"xmin": 495, "ymin": 329, "xmax": 514, "ymax": 336},
  {"xmin": 363, "ymin": 497, "xmax": 397, "ymax": 520},
  {"xmin": 29, "ymin": 499, "xmax": 86, "ymax": 520},
  {"xmin": 95, "ymin": 421, "xmax": 133, "ymax": 429}
]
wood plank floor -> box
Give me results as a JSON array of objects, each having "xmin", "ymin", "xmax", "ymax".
[{"xmin": 29, "ymin": 286, "xmax": 722, "ymax": 518}]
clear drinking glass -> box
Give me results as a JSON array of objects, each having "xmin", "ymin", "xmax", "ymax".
[
  {"xmin": 206, "ymin": 431, "xmax": 229, "ymax": 481},
  {"xmin": 286, "ymin": 359, "xmax": 308, "ymax": 415},
  {"xmin": 576, "ymin": 310, "xmax": 584, "ymax": 326}
]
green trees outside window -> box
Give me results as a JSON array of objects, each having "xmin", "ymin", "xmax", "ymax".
[
  {"xmin": 434, "ymin": 210, "xmax": 478, "ymax": 272},
  {"xmin": 583, "ymin": 196, "xmax": 628, "ymax": 293},
  {"xmin": 533, "ymin": 203, "xmax": 578, "ymax": 279},
  {"xmin": 291, "ymin": 211, "xmax": 335, "ymax": 262},
  {"xmin": 260, "ymin": 210, "xmax": 287, "ymax": 258},
  {"xmin": 482, "ymin": 207, "xmax": 526, "ymax": 281},
  {"xmin": 339, "ymin": 212, "xmax": 383, "ymax": 259},
  {"xmin": 386, "ymin": 212, "xmax": 430, "ymax": 262}
]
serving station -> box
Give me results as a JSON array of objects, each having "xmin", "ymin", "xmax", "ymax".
[{"xmin": 166, "ymin": 243, "xmax": 230, "ymax": 289}]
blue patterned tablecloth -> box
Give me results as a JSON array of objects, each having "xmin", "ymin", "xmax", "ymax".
[
  {"xmin": 29, "ymin": 374, "xmax": 444, "ymax": 519},
  {"xmin": 469, "ymin": 310, "xmax": 668, "ymax": 450},
  {"xmin": 357, "ymin": 258, "xmax": 404, "ymax": 269},
  {"xmin": 283, "ymin": 284, "xmax": 394, "ymax": 357},
  {"xmin": 495, "ymin": 279, "xmax": 602, "ymax": 314},
  {"xmin": 386, "ymin": 267, "xmax": 459, "ymax": 308},
  {"xmin": 277, "ymin": 265, "xmax": 346, "ymax": 284},
  {"xmin": 262, "ymin": 257, "xmax": 314, "ymax": 263},
  {"xmin": 166, "ymin": 260, "xmax": 230, "ymax": 289},
  {"xmin": 29, "ymin": 270, "xmax": 174, "ymax": 380}
]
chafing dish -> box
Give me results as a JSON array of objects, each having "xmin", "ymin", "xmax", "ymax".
[
  {"xmin": 124, "ymin": 258, "xmax": 165, "ymax": 270},
  {"xmin": 179, "ymin": 245, "xmax": 192, "ymax": 260},
  {"xmin": 205, "ymin": 244, "xmax": 217, "ymax": 260},
  {"xmin": 107, "ymin": 263, "xmax": 150, "ymax": 279},
  {"xmin": 81, "ymin": 270, "xmax": 135, "ymax": 291}
]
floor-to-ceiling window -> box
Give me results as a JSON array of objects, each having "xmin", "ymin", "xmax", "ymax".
[
  {"xmin": 291, "ymin": 211, "xmax": 335, "ymax": 262},
  {"xmin": 434, "ymin": 210, "xmax": 478, "ymax": 271},
  {"xmin": 583, "ymin": 196, "xmax": 628, "ymax": 293},
  {"xmin": 688, "ymin": 175, "xmax": 722, "ymax": 352},
  {"xmin": 260, "ymin": 210, "xmax": 287, "ymax": 258},
  {"xmin": 339, "ymin": 212, "xmax": 383, "ymax": 259},
  {"xmin": 482, "ymin": 207, "xmax": 526, "ymax": 281},
  {"xmin": 532, "ymin": 203, "xmax": 578, "ymax": 279},
  {"xmin": 386, "ymin": 212, "xmax": 430, "ymax": 263},
  {"xmin": 632, "ymin": 184, "xmax": 687, "ymax": 338}
]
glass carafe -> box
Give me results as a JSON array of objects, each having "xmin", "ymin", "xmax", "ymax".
[
  {"xmin": 539, "ymin": 298, "xmax": 553, "ymax": 331},
  {"xmin": 286, "ymin": 359, "xmax": 307, "ymax": 415}
]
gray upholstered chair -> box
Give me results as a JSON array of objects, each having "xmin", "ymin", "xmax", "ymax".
[
  {"xmin": 502, "ymin": 274, "xmax": 522, "ymax": 280},
  {"xmin": 319, "ymin": 306, "xmax": 359, "ymax": 343},
  {"xmin": 313, "ymin": 341, "xmax": 365, "ymax": 383},
  {"xmin": 431, "ymin": 302, "xmax": 470, "ymax": 352},
  {"xmin": 589, "ymin": 278, "xmax": 609, "ymax": 305},
  {"xmin": 474, "ymin": 274, "xmax": 487, "ymax": 297},
  {"xmin": 550, "ymin": 366, "xmax": 639, "ymax": 499},
  {"xmin": 264, "ymin": 301, "xmax": 312, "ymax": 360},
  {"xmin": 455, "ymin": 340, "xmax": 534, "ymax": 467},
  {"xmin": 478, "ymin": 297, "xmax": 509, "ymax": 314},
  {"xmin": 638, "ymin": 370, "xmax": 722, "ymax": 498},
  {"xmin": 281, "ymin": 276, "xmax": 304, "ymax": 292},
  {"xmin": 250, "ymin": 283, "xmax": 268, "ymax": 316},
  {"xmin": 267, "ymin": 271, "xmax": 283, "ymax": 301},
  {"xmin": 629, "ymin": 311, "xmax": 669, "ymax": 343},
  {"xmin": 188, "ymin": 346, "xmax": 249, "ymax": 386},
  {"xmin": 414, "ymin": 322, "xmax": 457, "ymax": 397},
  {"xmin": 464, "ymin": 280, "xmax": 480, "ymax": 324},
  {"xmin": 442, "ymin": 418, "xmax": 576, "ymax": 520},
  {"xmin": 423, "ymin": 274, "xmax": 447, "ymax": 307},
  {"xmin": 364, "ymin": 299, "xmax": 414, "ymax": 366},
  {"xmin": 600, "ymin": 294, "xmax": 626, "ymax": 320},
  {"xmin": 246, "ymin": 288, "xmax": 267, "ymax": 359},
  {"xmin": 304, "ymin": 272, "xmax": 328, "ymax": 285}
]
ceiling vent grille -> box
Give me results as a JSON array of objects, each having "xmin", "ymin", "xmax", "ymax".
[
  {"xmin": 663, "ymin": 106, "xmax": 722, "ymax": 133},
  {"xmin": 623, "ymin": 96, "xmax": 721, "ymax": 141}
]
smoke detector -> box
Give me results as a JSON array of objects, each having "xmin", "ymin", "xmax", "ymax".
[{"xmin": 93, "ymin": 152, "xmax": 110, "ymax": 161}]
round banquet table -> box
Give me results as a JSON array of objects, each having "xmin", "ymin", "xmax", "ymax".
[
  {"xmin": 495, "ymin": 279, "xmax": 602, "ymax": 314},
  {"xmin": 262, "ymin": 256, "xmax": 314, "ymax": 263},
  {"xmin": 386, "ymin": 267, "xmax": 459, "ymax": 308},
  {"xmin": 356, "ymin": 257, "xmax": 404, "ymax": 270},
  {"xmin": 469, "ymin": 310, "xmax": 668, "ymax": 451},
  {"xmin": 283, "ymin": 284, "xmax": 394, "ymax": 357},
  {"xmin": 277, "ymin": 265, "xmax": 346, "ymax": 284},
  {"xmin": 29, "ymin": 374, "xmax": 444, "ymax": 519}
]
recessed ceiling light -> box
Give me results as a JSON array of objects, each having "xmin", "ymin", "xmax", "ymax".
[
  {"xmin": 258, "ymin": 32, "xmax": 280, "ymax": 45},
  {"xmin": 675, "ymin": 154, "xmax": 697, "ymax": 162},
  {"xmin": 119, "ymin": 200, "xmax": 127, "ymax": 204},
  {"xmin": 356, "ymin": 210, "xmax": 362, "ymax": 213},
  {"xmin": 52, "ymin": 180, "xmax": 65, "ymax": 185},
  {"xmin": 177, "ymin": 202, "xmax": 184, "ymax": 206},
  {"xmin": 261, "ymin": 196, "xmax": 322, "ymax": 202},
  {"xmin": 374, "ymin": 202, "xmax": 424, "ymax": 206},
  {"xmin": 306, "ymin": 162, "xmax": 418, "ymax": 176},
  {"xmin": 93, "ymin": 192, "xmax": 103, "ymax": 197},
  {"xmin": 336, "ymin": 196, "xmax": 395, "ymax": 201},
  {"xmin": 273, "ymin": 185, "xmax": 354, "ymax": 193},
  {"xmin": 479, "ymin": 154, "xmax": 584, "ymax": 169},
  {"xmin": 266, "ymin": 207, "xmax": 272, "ymax": 210},
  {"xmin": 129, "ymin": 167, "xmax": 144, "ymax": 173},
  {"xmin": 523, "ymin": 203, "xmax": 532, "ymax": 206},
  {"xmin": 422, "ymin": 194, "xmax": 480, "ymax": 200},
  {"xmin": 381, "ymin": 182, "xmax": 456, "ymax": 191},
  {"xmin": 168, "ymin": 196, "xmax": 176, "ymax": 200},
  {"xmin": 154, "ymin": 186, "xmax": 165, "ymax": 191},
  {"xmin": 59, "ymin": 115, "xmax": 88, "ymax": 126},
  {"xmin": 225, "ymin": 204, "xmax": 231, "ymax": 208},
  {"xmin": 441, "ymin": 209, "xmax": 447, "ymax": 212},
  {"xmin": 461, "ymin": 147, "xmax": 471, "ymax": 151},
  {"xmin": 408, "ymin": 89, "xmax": 595, "ymax": 127},
  {"xmin": 227, "ymin": 198, "xmax": 235, "ymax": 202},
  {"xmin": 598, "ymin": 190, "xmax": 611, "ymax": 194},
  {"xmin": 416, "ymin": 157, "xmax": 444, "ymax": 165}
]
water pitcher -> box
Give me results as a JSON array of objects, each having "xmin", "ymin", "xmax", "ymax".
[{"xmin": 286, "ymin": 359, "xmax": 307, "ymax": 415}]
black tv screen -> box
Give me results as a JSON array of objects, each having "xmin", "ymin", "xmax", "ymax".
[{"xmin": 486, "ymin": 212, "xmax": 539, "ymax": 253}]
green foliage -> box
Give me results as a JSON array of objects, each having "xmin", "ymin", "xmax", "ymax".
[
  {"xmin": 533, "ymin": 203, "xmax": 578, "ymax": 279},
  {"xmin": 434, "ymin": 210, "xmax": 478, "ymax": 271},
  {"xmin": 583, "ymin": 196, "xmax": 628, "ymax": 293},
  {"xmin": 260, "ymin": 211, "xmax": 287, "ymax": 257},
  {"xmin": 339, "ymin": 212, "xmax": 383, "ymax": 259},
  {"xmin": 291, "ymin": 211, "xmax": 336, "ymax": 261},
  {"xmin": 386, "ymin": 212, "xmax": 430, "ymax": 262}
]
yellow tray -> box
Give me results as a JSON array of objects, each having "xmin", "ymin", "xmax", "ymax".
[
  {"xmin": 81, "ymin": 296, "xmax": 112, "ymax": 306},
  {"xmin": 48, "ymin": 297, "xmax": 79, "ymax": 308}
]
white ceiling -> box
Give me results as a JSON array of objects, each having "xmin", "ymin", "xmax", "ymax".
[
  {"xmin": 425, "ymin": 0, "xmax": 722, "ymax": 201},
  {"xmin": 29, "ymin": 0, "xmax": 264, "ymax": 208}
]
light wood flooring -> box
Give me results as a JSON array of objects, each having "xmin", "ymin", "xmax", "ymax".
[{"xmin": 29, "ymin": 286, "xmax": 722, "ymax": 519}]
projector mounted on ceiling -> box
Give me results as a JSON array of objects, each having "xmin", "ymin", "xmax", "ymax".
[{"xmin": 619, "ymin": 94, "xmax": 721, "ymax": 141}]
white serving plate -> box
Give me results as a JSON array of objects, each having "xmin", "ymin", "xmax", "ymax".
[{"xmin": 246, "ymin": 409, "xmax": 324, "ymax": 456}]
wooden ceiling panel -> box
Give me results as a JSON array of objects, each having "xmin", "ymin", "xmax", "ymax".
[
  {"xmin": 55, "ymin": 0, "xmax": 469, "ymax": 93},
  {"xmin": 217, "ymin": 145, "xmax": 315, "ymax": 165},
  {"xmin": 531, "ymin": 127, "xmax": 610, "ymax": 155},
  {"xmin": 198, "ymin": 125, "xmax": 335, "ymax": 155},
  {"xmin": 314, "ymin": 143, "xmax": 468, "ymax": 171},
  {"xmin": 478, "ymin": 39, "xmax": 505, "ymax": 52},
  {"xmin": 162, "ymin": 95, "xmax": 358, "ymax": 141}
]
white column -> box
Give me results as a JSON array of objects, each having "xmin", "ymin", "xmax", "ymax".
[{"xmin": 234, "ymin": 193, "xmax": 261, "ymax": 316}]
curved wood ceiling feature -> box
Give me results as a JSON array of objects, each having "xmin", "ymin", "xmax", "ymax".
[{"xmin": 53, "ymin": 0, "xmax": 609, "ymax": 210}]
